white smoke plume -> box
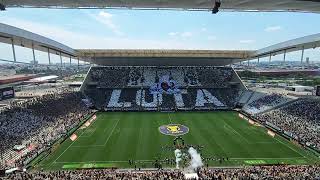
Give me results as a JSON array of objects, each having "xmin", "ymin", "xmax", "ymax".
[
  {"xmin": 188, "ymin": 147, "xmax": 203, "ymax": 170},
  {"xmin": 174, "ymin": 149, "xmax": 182, "ymax": 169}
]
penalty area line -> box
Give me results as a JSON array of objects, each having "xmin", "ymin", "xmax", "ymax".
[
  {"xmin": 104, "ymin": 119, "xmax": 120, "ymax": 132},
  {"xmin": 71, "ymin": 119, "xmax": 120, "ymax": 148},
  {"xmin": 50, "ymin": 127, "xmax": 88, "ymax": 167}
]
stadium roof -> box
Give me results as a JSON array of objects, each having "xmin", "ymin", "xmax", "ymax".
[
  {"xmin": 252, "ymin": 33, "xmax": 320, "ymax": 59},
  {"xmin": 1, "ymin": 23, "xmax": 320, "ymax": 66},
  {"xmin": 77, "ymin": 49, "xmax": 253, "ymax": 66},
  {"xmin": 3, "ymin": 0, "xmax": 320, "ymax": 13},
  {"xmin": 0, "ymin": 23, "xmax": 75, "ymax": 58}
]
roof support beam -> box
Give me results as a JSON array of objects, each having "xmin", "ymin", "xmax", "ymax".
[
  {"xmin": 301, "ymin": 47, "xmax": 305, "ymax": 64},
  {"xmin": 11, "ymin": 38, "xmax": 16, "ymax": 62},
  {"xmin": 32, "ymin": 43, "xmax": 36, "ymax": 65},
  {"xmin": 47, "ymin": 48, "xmax": 51, "ymax": 65},
  {"xmin": 59, "ymin": 52, "xmax": 63, "ymax": 67},
  {"xmin": 269, "ymin": 53, "xmax": 272, "ymax": 63}
]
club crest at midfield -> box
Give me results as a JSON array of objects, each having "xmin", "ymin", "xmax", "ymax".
[{"xmin": 159, "ymin": 124, "xmax": 189, "ymax": 136}]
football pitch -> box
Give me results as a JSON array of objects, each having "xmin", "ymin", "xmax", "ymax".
[{"xmin": 36, "ymin": 111, "xmax": 319, "ymax": 170}]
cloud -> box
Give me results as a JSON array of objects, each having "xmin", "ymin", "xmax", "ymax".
[
  {"xmin": 0, "ymin": 17, "xmax": 215, "ymax": 50},
  {"xmin": 239, "ymin": 39, "xmax": 255, "ymax": 44},
  {"xmin": 201, "ymin": 28, "xmax": 207, "ymax": 32},
  {"xmin": 208, "ymin": 35, "xmax": 217, "ymax": 41},
  {"xmin": 264, "ymin": 26, "xmax": 282, "ymax": 32},
  {"xmin": 0, "ymin": 16, "xmax": 258, "ymax": 52},
  {"xmin": 99, "ymin": 11, "xmax": 113, "ymax": 19},
  {"xmin": 181, "ymin": 32, "xmax": 192, "ymax": 38},
  {"xmin": 88, "ymin": 11, "xmax": 124, "ymax": 36},
  {"xmin": 168, "ymin": 31, "xmax": 193, "ymax": 38},
  {"xmin": 168, "ymin": 32, "xmax": 178, "ymax": 36}
]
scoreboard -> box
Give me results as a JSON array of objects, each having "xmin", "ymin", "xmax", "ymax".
[{"xmin": 0, "ymin": 87, "xmax": 15, "ymax": 101}]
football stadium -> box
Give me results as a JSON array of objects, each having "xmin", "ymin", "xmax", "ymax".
[{"xmin": 0, "ymin": 1, "xmax": 320, "ymax": 179}]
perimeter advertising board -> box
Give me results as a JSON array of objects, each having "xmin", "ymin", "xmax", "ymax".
[
  {"xmin": 316, "ymin": 85, "xmax": 320, "ymax": 96},
  {"xmin": 0, "ymin": 87, "xmax": 15, "ymax": 101}
]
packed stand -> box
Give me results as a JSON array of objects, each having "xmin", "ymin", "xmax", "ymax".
[
  {"xmin": 86, "ymin": 66, "xmax": 237, "ymax": 89},
  {"xmin": 82, "ymin": 66, "xmax": 244, "ymax": 111},
  {"xmin": 3, "ymin": 165, "xmax": 319, "ymax": 179},
  {"xmin": 256, "ymin": 98, "xmax": 320, "ymax": 150},
  {"xmin": 243, "ymin": 93, "xmax": 293, "ymax": 114},
  {"xmin": 0, "ymin": 91, "xmax": 92, "ymax": 169},
  {"xmin": 89, "ymin": 67, "xmax": 131, "ymax": 88},
  {"xmin": 196, "ymin": 67, "xmax": 233, "ymax": 88}
]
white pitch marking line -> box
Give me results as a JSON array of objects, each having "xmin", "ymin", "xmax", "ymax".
[
  {"xmin": 104, "ymin": 119, "xmax": 120, "ymax": 132},
  {"xmin": 53, "ymin": 118, "xmax": 120, "ymax": 165},
  {"xmin": 73, "ymin": 119, "xmax": 120, "ymax": 147},
  {"xmin": 273, "ymin": 135, "xmax": 307, "ymax": 159},
  {"xmin": 103, "ymin": 118, "xmax": 120, "ymax": 146},
  {"xmin": 52, "ymin": 127, "xmax": 88, "ymax": 165},
  {"xmin": 81, "ymin": 127, "xmax": 97, "ymax": 137}
]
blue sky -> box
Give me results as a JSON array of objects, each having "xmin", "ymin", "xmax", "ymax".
[{"xmin": 0, "ymin": 8, "xmax": 320, "ymax": 63}]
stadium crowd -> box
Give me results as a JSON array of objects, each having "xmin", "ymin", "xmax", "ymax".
[
  {"xmin": 256, "ymin": 98, "xmax": 320, "ymax": 150},
  {"xmin": 3, "ymin": 165, "xmax": 319, "ymax": 179},
  {"xmin": 88, "ymin": 66, "xmax": 236, "ymax": 88},
  {"xmin": 247, "ymin": 93, "xmax": 288, "ymax": 110},
  {"xmin": 0, "ymin": 90, "xmax": 92, "ymax": 169},
  {"xmin": 85, "ymin": 66, "xmax": 242, "ymax": 111},
  {"xmin": 243, "ymin": 93, "xmax": 293, "ymax": 114}
]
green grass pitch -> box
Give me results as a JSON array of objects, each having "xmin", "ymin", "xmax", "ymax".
[{"xmin": 36, "ymin": 111, "xmax": 319, "ymax": 170}]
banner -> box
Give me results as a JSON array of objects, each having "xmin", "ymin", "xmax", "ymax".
[
  {"xmin": 238, "ymin": 113, "xmax": 244, "ymax": 119},
  {"xmin": 150, "ymin": 75, "xmax": 180, "ymax": 95},
  {"xmin": 316, "ymin": 85, "xmax": 320, "ymax": 96},
  {"xmin": 248, "ymin": 120, "xmax": 255, "ymax": 125},
  {"xmin": 0, "ymin": 87, "xmax": 14, "ymax": 101},
  {"xmin": 267, "ymin": 130, "xmax": 275, "ymax": 137}
]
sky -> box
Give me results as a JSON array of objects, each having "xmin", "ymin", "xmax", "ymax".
[{"xmin": 0, "ymin": 8, "xmax": 320, "ymax": 64}]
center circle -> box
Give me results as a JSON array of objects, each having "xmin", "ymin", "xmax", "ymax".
[{"xmin": 159, "ymin": 124, "xmax": 189, "ymax": 136}]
